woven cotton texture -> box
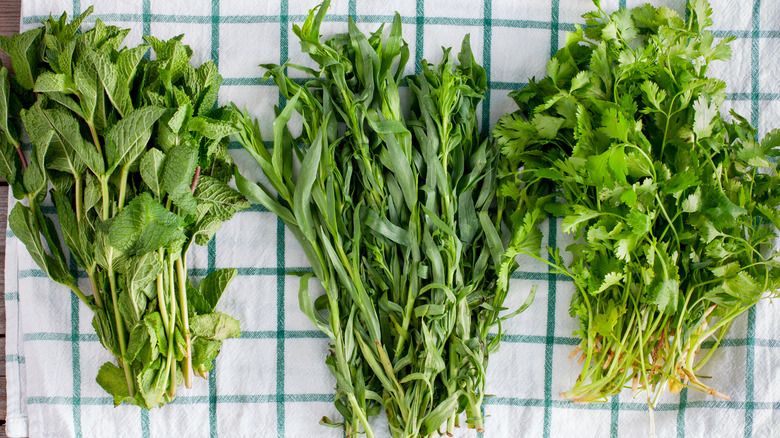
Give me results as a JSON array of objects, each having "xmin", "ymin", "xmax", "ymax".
[{"xmin": 5, "ymin": 0, "xmax": 780, "ymax": 437}]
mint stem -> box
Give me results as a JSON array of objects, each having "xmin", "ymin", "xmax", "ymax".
[
  {"xmin": 15, "ymin": 145, "xmax": 27, "ymax": 171},
  {"xmin": 175, "ymin": 257, "xmax": 193, "ymax": 388},
  {"xmin": 107, "ymin": 250, "xmax": 135, "ymax": 398}
]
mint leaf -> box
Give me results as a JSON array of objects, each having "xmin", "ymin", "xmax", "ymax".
[
  {"xmin": 190, "ymin": 312, "xmax": 241, "ymax": 341},
  {"xmin": 197, "ymin": 268, "xmax": 238, "ymax": 313},
  {"xmin": 193, "ymin": 176, "xmax": 249, "ymax": 220},
  {"xmin": 108, "ymin": 192, "xmax": 185, "ymax": 255},
  {"xmin": 2, "ymin": 29, "xmax": 43, "ymax": 90},
  {"xmin": 105, "ymin": 106, "xmax": 165, "ymax": 172},
  {"xmin": 96, "ymin": 362, "xmax": 134, "ymax": 407},
  {"xmin": 140, "ymin": 148, "xmax": 166, "ymax": 199},
  {"xmin": 162, "ymin": 142, "xmax": 198, "ymax": 195}
]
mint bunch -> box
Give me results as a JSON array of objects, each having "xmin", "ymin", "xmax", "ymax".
[{"xmin": 0, "ymin": 8, "xmax": 248, "ymax": 408}]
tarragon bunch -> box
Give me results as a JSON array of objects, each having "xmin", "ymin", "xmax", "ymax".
[
  {"xmin": 0, "ymin": 8, "xmax": 248, "ymax": 408},
  {"xmin": 494, "ymin": 0, "xmax": 780, "ymax": 406},
  {"xmin": 234, "ymin": 1, "xmax": 533, "ymax": 436}
]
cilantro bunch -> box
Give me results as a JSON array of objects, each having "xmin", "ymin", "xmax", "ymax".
[
  {"xmin": 0, "ymin": 8, "xmax": 247, "ymax": 408},
  {"xmin": 234, "ymin": 1, "xmax": 531, "ymax": 436},
  {"xmin": 495, "ymin": 0, "xmax": 780, "ymax": 406}
]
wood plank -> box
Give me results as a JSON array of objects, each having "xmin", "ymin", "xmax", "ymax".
[
  {"xmin": 1, "ymin": 1, "xmax": 21, "ymax": 435},
  {"xmin": 0, "ymin": 0, "xmax": 21, "ymax": 72}
]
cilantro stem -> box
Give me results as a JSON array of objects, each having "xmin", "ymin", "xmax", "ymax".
[
  {"xmin": 654, "ymin": 194, "xmax": 680, "ymax": 247},
  {"xmin": 692, "ymin": 318, "xmax": 734, "ymax": 372}
]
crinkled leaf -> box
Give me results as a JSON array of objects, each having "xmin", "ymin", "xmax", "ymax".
[
  {"xmin": 190, "ymin": 312, "xmax": 241, "ymax": 341},
  {"xmin": 193, "ymin": 176, "xmax": 249, "ymax": 221},
  {"xmin": 108, "ymin": 192, "xmax": 185, "ymax": 255}
]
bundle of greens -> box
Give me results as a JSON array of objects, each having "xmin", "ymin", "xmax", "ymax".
[
  {"xmin": 0, "ymin": 8, "xmax": 247, "ymax": 408},
  {"xmin": 495, "ymin": 0, "xmax": 780, "ymax": 406},
  {"xmin": 234, "ymin": 1, "xmax": 532, "ymax": 436}
]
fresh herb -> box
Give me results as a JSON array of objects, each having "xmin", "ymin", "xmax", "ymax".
[
  {"xmin": 234, "ymin": 1, "xmax": 533, "ymax": 436},
  {"xmin": 495, "ymin": 0, "xmax": 780, "ymax": 407},
  {"xmin": 0, "ymin": 8, "xmax": 248, "ymax": 408}
]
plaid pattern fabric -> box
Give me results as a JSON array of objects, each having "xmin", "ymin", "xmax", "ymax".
[{"xmin": 5, "ymin": 0, "xmax": 780, "ymax": 437}]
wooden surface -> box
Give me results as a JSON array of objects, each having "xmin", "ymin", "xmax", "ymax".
[{"xmin": 1, "ymin": 1, "xmax": 21, "ymax": 436}]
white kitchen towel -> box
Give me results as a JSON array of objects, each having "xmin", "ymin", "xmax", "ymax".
[{"xmin": 5, "ymin": 0, "xmax": 780, "ymax": 437}]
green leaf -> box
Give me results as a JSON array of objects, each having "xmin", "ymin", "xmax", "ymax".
[
  {"xmin": 650, "ymin": 278, "xmax": 679, "ymax": 314},
  {"xmin": 188, "ymin": 116, "xmax": 238, "ymax": 140},
  {"xmin": 192, "ymin": 214, "xmax": 222, "ymax": 246},
  {"xmin": 167, "ymin": 104, "xmax": 192, "ymax": 134},
  {"xmin": 193, "ymin": 176, "xmax": 249, "ymax": 221},
  {"xmin": 562, "ymin": 205, "xmax": 601, "ymax": 234},
  {"xmin": 194, "ymin": 61, "xmax": 222, "ymax": 115},
  {"xmin": 682, "ymin": 187, "xmax": 701, "ymax": 213},
  {"xmin": 0, "ymin": 66, "xmax": 20, "ymax": 146},
  {"xmin": 736, "ymin": 140, "xmax": 773, "ymax": 168},
  {"xmin": 0, "ymin": 135, "xmax": 23, "ymax": 197},
  {"xmin": 625, "ymin": 210, "xmax": 651, "ymax": 235},
  {"xmin": 140, "ymin": 148, "xmax": 166, "ymax": 199},
  {"xmin": 105, "ymin": 106, "xmax": 165, "ymax": 172},
  {"xmin": 720, "ymin": 272, "xmax": 762, "ymax": 302},
  {"xmin": 92, "ymin": 307, "xmax": 119, "ymax": 357},
  {"xmin": 73, "ymin": 60, "xmax": 98, "ymax": 122},
  {"xmin": 96, "ymin": 362, "xmax": 134, "ymax": 407},
  {"xmin": 3, "ymin": 28, "xmax": 43, "ymax": 90},
  {"xmin": 108, "ymin": 192, "xmax": 185, "ymax": 256},
  {"xmin": 116, "ymin": 44, "xmax": 149, "ymax": 86},
  {"xmin": 641, "ymin": 80, "xmax": 667, "ymax": 110},
  {"xmin": 134, "ymin": 361, "xmax": 166, "ymax": 409},
  {"xmin": 297, "ymin": 273, "xmax": 332, "ymax": 338},
  {"xmin": 692, "ymin": 96, "xmax": 718, "ymax": 139},
  {"xmin": 124, "ymin": 252, "xmax": 163, "ymax": 299},
  {"xmin": 52, "ymin": 191, "xmax": 93, "ymax": 268},
  {"xmin": 592, "ymin": 301, "xmax": 625, "ymax": 337},
  {"xmin": 162, "ymin": 142, "xmax": 198, "ymax": 195},
  {"xmin": 595, "ymin": 272, "xmax": 624, "ymax": 294},
  {"xmin": 38, "ymin": 104, "xmax": 105, "ymax": 175},
  {"xmin": 33, "ymin": 72, "xmax": 76, "ymax": 93},
  {"xmin": 532, "ymin": 114, "xmax": 565, "ymax": 139},
  {"xmin": 419, "ymin": 391, "xmax": 460, "ymax": 436},
  {"xmin": 197, "ymin": 268, "xmax": 238, "ymax": 313},
  {"xmin": 599, "ymin": 108, "xmax": 631, "ymax": 142},
  {"xmin": 191, "ymin": 337, "xmax": 222, "ymax": 372},
  {"xmin": 125, "ymin": 321, "xmax": 151, "ymax": 363},
  {"xmin": 233, "ymin": 167, "xmax": 297, "ymax": 226},
  {"xmin": 190, "ymin": 312, "xmax": 241, "ymax": 341},
  {"xmin": 293, "ymin": 118, "xmax": 325, "ymax": 243},
  {"xmin": 9, "ymin": 203, "xmax": 74, "ymax": 287}
]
